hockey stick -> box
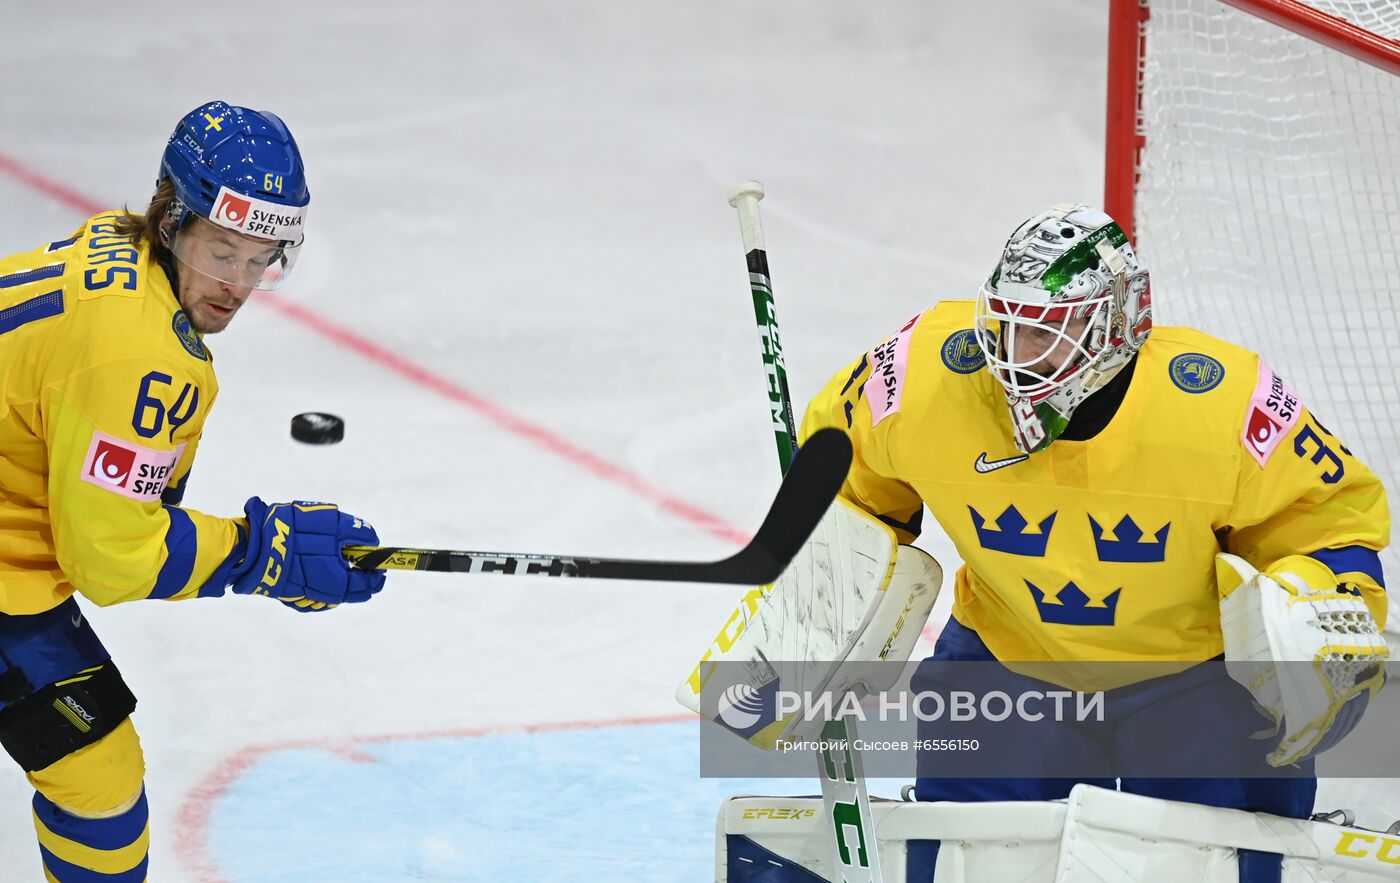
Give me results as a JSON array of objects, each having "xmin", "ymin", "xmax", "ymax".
[
  {"xmin": 341, "ymin": 426, "xmax": 851, "ymax": 584},
  {"xmin": 729, "ymin": 181, "xmax": 886, "ymax": 883},
  {"xmin": 734, "ymin": 182, "xmax": 799, "ymax": 474}
]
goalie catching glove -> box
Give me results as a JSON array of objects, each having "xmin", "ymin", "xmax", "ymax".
[
  {"xmin": 229, "ymin": 499, "xmax": 386, "ymax": 612},
  {"xmin": 1216, "ymin": 552, "xmax": 1388, "ymax": 767}
]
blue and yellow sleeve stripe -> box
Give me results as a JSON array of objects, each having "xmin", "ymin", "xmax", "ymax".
[{"xmin": 148, "ymin": 507, "xmax": 246, "ymax": 601}]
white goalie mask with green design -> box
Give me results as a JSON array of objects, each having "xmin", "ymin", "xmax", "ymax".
[{"xmin": 974, "ymin": 204, "xmax": 1152, "ymax": 454}]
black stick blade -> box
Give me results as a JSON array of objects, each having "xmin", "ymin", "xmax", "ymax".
[
  {"xmin": 343, "ymin": 427, "xmax": 853, "ymax": 585},
  {"xmin": 586, "ymin": 426, "xmax": 852, "ymax": 584}
]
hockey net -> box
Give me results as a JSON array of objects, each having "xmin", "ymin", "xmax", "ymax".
[{"xmin": 1105, "ymin": 0, "xmax": 1400, "ymax": 609}]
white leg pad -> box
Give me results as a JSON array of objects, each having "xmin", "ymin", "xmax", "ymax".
[
  {"xmin": 716, "ymin": 795, "xmax": 1066, "ymax": 882},
  {"xmin": 715, "ymin": 787, "xmax": 1400, "ymax": 882},
  {"xmin": 1057, "ymin": 785, "xmax": 1400, "ymax": 883}
]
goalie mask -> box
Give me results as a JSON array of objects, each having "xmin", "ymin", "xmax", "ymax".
[{"xmin": 974, "ymin": 204, "xmax": 1152, "ymax": 453}]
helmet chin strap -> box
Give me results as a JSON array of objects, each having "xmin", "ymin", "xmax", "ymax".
[
  {"xmin": 995, "ymin": 331, "xmax": 1051, "ymax": 453},
  {"xmin": 1006, "ymin": 346, "xmax": 1137, "ymax": 453},
  {"xmin": 1008, "ymin": 396, "xmax": 1071, "ymax": 454},
  {"xmin": 1008, "ymin": 397, "xmax": 1047, "ymax": 452}
]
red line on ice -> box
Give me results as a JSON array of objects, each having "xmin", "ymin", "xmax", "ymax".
[
  {"xmin": 173, "ymin": 713, "xmax": 693, "ymax": 883},
  {"xmin": 0, "ymin": 152, "xmax": 747, "ymax": 546},
  {"xmin": 0, "ymin": 153, "xmax": 104, "ymax": 211}
]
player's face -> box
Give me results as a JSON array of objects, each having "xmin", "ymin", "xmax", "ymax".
[
  {"xmin": 1011, "ymin": 316, "xmax": 1090, "ymax": 381},
  {"xmin": 167, "ymin": 219, "xmax": 279, "ymax": 334}
]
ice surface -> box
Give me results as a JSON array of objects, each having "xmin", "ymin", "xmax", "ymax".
[{"xmin": 1, "ymin": 2, "xmax": 1392, "ymax": 880}]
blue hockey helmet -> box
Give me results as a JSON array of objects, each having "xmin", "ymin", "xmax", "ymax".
[{"xmin": 158, "ymin": 101, "xmax": 310, "ymax": 290}]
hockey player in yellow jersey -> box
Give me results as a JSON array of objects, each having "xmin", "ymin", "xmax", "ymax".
[
  {"xmin": 0, "ymin": 102, "xmax": 386, "ymax": 881},
  {"xmin": 799, "ymin": 204, "xmax": 1389, "ymax": 882}
]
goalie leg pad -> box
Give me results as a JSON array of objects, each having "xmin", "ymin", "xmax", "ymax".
[
  {"xmin": 718, "ymin": 788, "xmax": 1400, "ymax": 882},
  {"xmin": 1054, "ymin": 784, "xmax": 1400, "ymax": 883}
]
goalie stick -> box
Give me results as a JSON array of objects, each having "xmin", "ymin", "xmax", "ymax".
[
  {"xmin": 341, "ymin": 426, "xmax": 851, "ymax": 583},
  {"xmin": 729, "ymin": 180, "xmax": 886, "ymax": 883}
]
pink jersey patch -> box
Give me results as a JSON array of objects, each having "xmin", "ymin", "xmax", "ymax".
[
  {"xmin": 865, "ymin": 313, "xmax": 922, "ymax": 427},
  {"xmin": 1241, "ymin": 361, "xmax": 1302, "ymax": 467},
  {"xmin": 80, "ymin": 431, "xmax": 185, "ymax": 501}
]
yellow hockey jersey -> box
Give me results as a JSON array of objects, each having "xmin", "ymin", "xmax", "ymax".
[
  {"xmin": 800, "ymin": 301, "xmax": 1389, "ymax": 666},
  {"xmin": 0, "ymin": 213, "xmax": 243, "ymax": 614}
]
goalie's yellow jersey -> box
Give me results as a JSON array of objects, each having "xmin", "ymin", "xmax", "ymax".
[
  {"xmin": 0, "ymin": 213, "xmax": 243, "ymax": 615},
  {"xmin": 800, "ymin": 300, "xmax": 1389, "ymax": 665}
]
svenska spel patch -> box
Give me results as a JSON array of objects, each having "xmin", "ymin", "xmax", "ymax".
[
  {"xmin": 80, "ymin": 431, "xmax": 185, "ymax": 501},
  {"xmin": 210, "ymin": 186, "xmax": 306, "ymax": 241},
  {"xmin": 865, "ymin": 312, "xmax": 922, "ymax": 427},
  {"xmin": 1241, "ymin": 361, "xmax": 1302, "ymax": 467}
]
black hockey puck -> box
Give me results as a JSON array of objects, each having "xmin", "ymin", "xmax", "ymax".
[{"xmin": 291, "ymin": 412, "xmax": 345, "ymax": 445}]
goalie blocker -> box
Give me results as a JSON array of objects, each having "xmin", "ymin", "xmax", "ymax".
[{"xmin": 677, "ymin": 497, "xmax": 943, "ymax": 748}]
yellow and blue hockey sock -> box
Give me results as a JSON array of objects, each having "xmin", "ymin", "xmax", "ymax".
[{"xmin": 32, "ymin": 787, "xmax": 149, "ymax": 882}]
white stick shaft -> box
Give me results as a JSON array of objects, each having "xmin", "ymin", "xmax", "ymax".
[
  {"xmin": 727, "ymin": 180, "xmax": 767, "ymax": 253},
  {"xmin": 725, "ymin": 177, "xmax": 884, "ymax": 883}
]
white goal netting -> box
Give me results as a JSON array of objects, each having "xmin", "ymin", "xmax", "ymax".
[{"xmin": 1131, "ymin": 0, "xmax": 1400, "ymax": 580}]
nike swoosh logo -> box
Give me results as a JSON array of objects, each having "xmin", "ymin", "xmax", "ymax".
[
  {"xmin": 974, "ymin": 452, "xmax": 1029, "ymax": 473},
  {"xmin": 71, "ymin": 613, "xmax": 83, "ymax": 628}
]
